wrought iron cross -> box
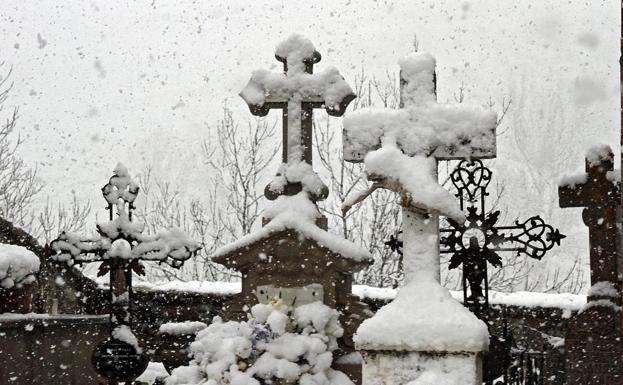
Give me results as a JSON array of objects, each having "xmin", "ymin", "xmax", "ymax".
[
  {"xmin": 388, "ymin": 160, "xmax": 564, "ymax": 312},
  {"xmin": 50, "ymin": 164, "xmax": 200, "ymax": 384},
  {"xmin": 559, "ymin": 146, "xmax": 621, "ymax": 302},
  {"xmin": 240, "ymin": 35, "xmax": 355, "ymax": 201}
]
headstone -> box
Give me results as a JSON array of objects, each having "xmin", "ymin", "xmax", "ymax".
[
  {"xmin": 559, "ymin": 145, "xmax": 622, "ymax": 385},
  {"xmin": 215, "ymin": 34, "xmax": 373, "ymax": 384},
  {"xmin": 343, "ymin": 52, "xmax": 497, "ymax": 385}
]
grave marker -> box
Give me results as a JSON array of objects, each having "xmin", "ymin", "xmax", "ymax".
[
  {"xmin": 559, "ymin": 145, "xmax": 622, "ymax": 385},
  {"xmin": 215, "ymin": 35, "xmax": 373, "ymax": 384},
  {"xmin": 50, "ymin": 164, "xmax": 200, "ymax": 384},
  {"xmin": 344, "ymin": 52, "xmax": 497, "ymax": 385}
]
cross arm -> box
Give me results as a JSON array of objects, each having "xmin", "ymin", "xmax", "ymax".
[{"xmin": 239, "ymin": 68, "xmax": 355, "ymax": 117}]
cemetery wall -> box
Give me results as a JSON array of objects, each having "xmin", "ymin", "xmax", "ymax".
[{"xmin": 0, "ymin": 314, "xmax": 109, "ymax": 385}]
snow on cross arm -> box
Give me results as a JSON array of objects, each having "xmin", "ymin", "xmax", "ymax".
[
  {"xmin": 343, "ymin": 52, "xmax": 497, "ymax": 162},
  {"xmin": 240, "ymin": 34, "xmax": 355, "ymax": 165},
  {"xmin": 343, "ymin": 52, "xmax": 497, "ymax": 221},
  {"xmin": 0, "ymin": 243, "xmax": 40, "ymax": 289},
  {"xmin": 51, "ymin": 164, "xmax": 201, "ymax": 266}
]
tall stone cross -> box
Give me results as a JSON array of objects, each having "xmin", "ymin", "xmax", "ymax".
[
  {"xmin": 346, "ymin": 52, "xmax": 496, "ymax": 385},
  {"xmin": 240, "ymin": 34, "xmax": 355, "ymax": 201},
  {"xmin": 559, "ymin": 146, "xmax": 621, "ymax": 302},
  {"xmin": 344, "ymin": 52, "xmax": 497, "ymax": 286}
]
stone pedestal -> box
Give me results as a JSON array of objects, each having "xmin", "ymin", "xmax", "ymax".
[{"xmin": 362, "ymin": 351, "xmax": 482, "ymax": 385}]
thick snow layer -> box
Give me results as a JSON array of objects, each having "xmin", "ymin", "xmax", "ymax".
[
  {"xmin": 52, "ymin": 195, "xmax": 200, "ymax": 265},
  {"xmin": 0, "ymin": 243, "xmax": 40, "ymax": 289},
  {"xmin": 131, "ymin": 279, "xmax": 587, "ymax": 311},
  {"xmin": 586, "ymin": 144, "xmax": 613, "ymax": 166},
  {"xmin": 364, "ymin": 141, "xmax": 464, "ymax": 222},
  {"xmin": 266, "ymin": 161, "xmax": 328, "ymax": 200},
  {"xmin": 134, "ymin": 280, "xmax": 241, "ymax": 295},
  {"xmin": 103, "ymin": 163, "xmax": 140, "ymax": 205},
  {"xmin": 159, "ymin": 321, "xmax": 208, "ymax": 336},
  {"xmin": 559, "ymin": 172, "xmax": 588, "ymax": 188},
  {"xmin": 587, "ymin": 281, "xmax": 619, "ymax": 298},
  {"xmin": 354, "ymin": 276, "xmax": 489, "ymax": 352},
  {"xmin": 214, "ymin": 192, "xmax": 372, "ymax": 263},
  {"xmin": 343, "ymin": 52, "xmax": 497, "ymax": 162},
  {"xmin": 363, "ymin": 350, "xmax": 479, "ymax": 385},
  {"xmin": 166, "ymin": 301, "xmax": 353, "ymax": 385},
  {"xmin": 112, "ymin": 324, "xmax": 143, "ymax": 354},
  {"xmin": 135, "ymin": 362, "xmax": 169, "ymax": 385}
]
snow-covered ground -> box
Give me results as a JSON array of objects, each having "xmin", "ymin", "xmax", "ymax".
[{"xmin": 130, "ymin": 279, "xmax": 586, "ymax": 311}]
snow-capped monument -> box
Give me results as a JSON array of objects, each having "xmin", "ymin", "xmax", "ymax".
[
  {"xmin": 343, "ymin": 52, "xmax": 497, "ymax": 384},
  {"xmin": 215, "ymin": 34, "xmax": 373, "ymax": 383}
]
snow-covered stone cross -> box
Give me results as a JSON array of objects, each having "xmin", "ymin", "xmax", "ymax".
[
  {"xmin": 344, "ymin": 52, "xmax": 497, "ymax": 385},
  {"xmin": 240, "ymin": 34, "xmax": 355, "ymax": 201},
  {"xmin": 559, "ymin": 145, "xmax": 621, "ymax": 302}
]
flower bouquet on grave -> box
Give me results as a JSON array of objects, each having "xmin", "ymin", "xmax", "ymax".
[{"xmin": 164, "ymin": 300, "xmax": 354, "ymax": 385}]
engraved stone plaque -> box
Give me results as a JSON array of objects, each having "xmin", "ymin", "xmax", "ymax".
[{"xmin": 255, "ymin": 283, "xmax": 324, "ymax": 307}]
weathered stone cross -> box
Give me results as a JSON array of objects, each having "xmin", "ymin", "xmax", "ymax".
[
  {"xmin": 559, "ymin": 145, "xmax": 621, "ymax": 302},
  {"xmin": 344, "ymin": 52, "xmax": 498, "ymax": 286},
  {"xmin": 240, "ymin": 35, "xmax": 355, "ymax": 201},
  {"xmin": 345, "ymin": 52, "xmax": 497, "ymax": 385}
]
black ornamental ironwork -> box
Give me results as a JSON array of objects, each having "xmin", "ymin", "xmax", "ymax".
[
  {"xmin": 386, "ymin": 160, "xmax": 565, "ymax": 313},
  {"xmin": 50, "ymin": 165, "xmax": 200, "ymax": 385}
]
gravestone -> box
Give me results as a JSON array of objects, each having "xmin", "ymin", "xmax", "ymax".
[
  {"xmin": 558, "ymin": 145, "xmax": 622, "ymax": 385},
  {"xmin": 343, "ymin": 52, "xmax": 497, "ymax": 385},
  {"xmin": 215, "ymin": 34, "xmax": 373, "ymax": 384}
]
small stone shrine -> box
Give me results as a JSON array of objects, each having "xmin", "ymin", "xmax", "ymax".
[
  {"xmin": 343, "ymin": 52, "xmax": 497, "ymax": 385},
  {"xmin": 559, "ymin": 145, "xmax": 622, "ymax": 385},
  {"xmin": 213, "ymin": 34, "xmax": 373, "ymax": 383}
]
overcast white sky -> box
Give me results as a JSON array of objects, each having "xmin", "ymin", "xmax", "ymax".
[{"xmin": 0, "ymin": 0, "xmax": 620, "ymax": 289}]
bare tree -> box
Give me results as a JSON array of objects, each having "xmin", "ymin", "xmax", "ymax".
[
  {"xmin": 134, "ymin": 103, "xmax": 278, "ymax": 282},
  {"xmin": 313, "ymin": 67, "xmax": 404, "ymax": 288},
  {"xmin": 31, "ymin": 194, "xmax": 92, "ymax": 244},
  {"xmin": 0, "ymin": 63, "xmax": 42, "ymax": 229},
  {"xmin": 204, "ymin": 103, "xmax": 279, "ymax": 238}
]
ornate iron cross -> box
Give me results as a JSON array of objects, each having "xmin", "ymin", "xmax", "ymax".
[
  {"xmin": 441, "ymin": 160, "xmax": 565, "ymax": 311},
  {"xmin": 50, "ymin": 164, "xmax": 200, "ymax": 384},
  {"xmin": 386, "ymin": 160, "xmax": 565, "ymax": 312},
  {"xmin": 240, "ymin": 35, "xmax": 355, "ymax": 201}
]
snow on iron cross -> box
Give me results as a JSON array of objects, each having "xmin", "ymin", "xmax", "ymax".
[
  {"xmin": 0, "ymin": 243, "xmax": 40, "ymax": 289},
  {"xmin": 240, "ymin": 34, "xmax": 355, "ymax": 202},
  {"xmin": 51, "ymin": 163, "xmax": 200, "ymax": 266}
]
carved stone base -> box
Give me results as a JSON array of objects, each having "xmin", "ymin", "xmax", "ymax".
[{"xmin": 361, "ymin": 350, "xmax": 482, "ymax": 385}]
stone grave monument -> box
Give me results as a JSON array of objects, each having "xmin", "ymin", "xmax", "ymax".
[
  {"xmin": 213, "ymin": 34, "xmax": 373, "ymax": 383},
  {"xmin": 342, "ymin": 52, "xmax": 497, "ymax": 384},
  {"xmin": 559, "ymin": 145, "xmax": 622, "ymax": 385}
]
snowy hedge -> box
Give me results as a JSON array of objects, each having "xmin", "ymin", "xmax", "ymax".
[{"xmin": 166, "ymin": 301, "xmax": 353, "ymax": 385}]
